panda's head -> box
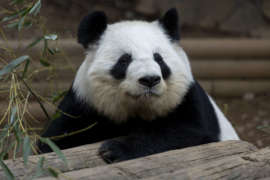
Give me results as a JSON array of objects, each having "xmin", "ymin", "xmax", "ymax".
[{"xmin": 73, "ymin": 8, "xmax": 194, "ymax": 122}]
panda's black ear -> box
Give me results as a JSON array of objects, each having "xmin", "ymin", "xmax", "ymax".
[
  {"xmin": 77, "ymin": 11, "xmax": 107, "ymax": 48},
  {"xmin": 159, "ymin": 8, "xmax": 180, "ymax": 41}
]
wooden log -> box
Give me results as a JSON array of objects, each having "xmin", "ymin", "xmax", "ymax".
[
  {"xmin": 210, "ymin": 80, "xmax": 270, "ymax": 97},
  {"xmin": 1, "ymin": 39, "xmax": 270, "ymax": 59},
  {"xmin": 0, "ymin": 142, "xmax": 104, "ymax": 180},
  {"xmin": 181, "ymin": 39, "xmax": 270, "ymax": 58},
  {"xmin": 0, "ymin": 141, "xmax": 256, "ymax": 179},
  {"xmin": 191, "ymin": 60, "xmax": 270, "ymax": 78},
  {"xmin": 144, "ymin": 147, "xmax": 270, "ymax": 180},
  {"xmin": 35, "ymin": 141, "xmax": 258, "ymax": 180}
]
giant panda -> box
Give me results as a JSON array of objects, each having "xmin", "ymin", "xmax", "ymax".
[{"xmin": 38, "ymin": 8, "xmax": 239, "ymax": 163}]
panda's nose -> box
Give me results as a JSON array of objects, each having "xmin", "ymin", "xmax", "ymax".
[{"xmin": 138, "ymin": 75, "xmax": 161, "ymax": 88}]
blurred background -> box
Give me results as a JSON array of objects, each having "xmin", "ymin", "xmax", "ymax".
[{"xmin": 1, "ymin": 0, "xmax": 270, "ymax": 148}]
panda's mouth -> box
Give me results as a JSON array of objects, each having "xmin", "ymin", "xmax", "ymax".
[{"xmin": 126, "ymin": 90, "xmax": 160, "ymax": 99}]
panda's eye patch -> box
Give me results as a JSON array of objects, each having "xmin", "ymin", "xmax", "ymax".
[
  {"xmin": 153, "ymin": 53, "xmax": 171, "ymax": 79},
  {"xmin": 110, "ymin": 53, "xmax": 132, "ymax": 80}
]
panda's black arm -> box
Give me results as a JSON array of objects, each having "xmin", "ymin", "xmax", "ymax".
[{"xmin": 99, "ymin": 125, "xmax": 214, "ymax": 163}]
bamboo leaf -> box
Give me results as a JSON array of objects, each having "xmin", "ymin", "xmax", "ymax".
[
  {"xmin": 5, "ymin": 22, "xmax": 18, "ymax": 29},
  {"xmin": 22, "ymin": 59, "xmax": 30, "ymax": 78},
  {"xmin": 10, "ymin": 0, "xmax": 24, "ymax": 5},
  {"xmin": 43, "ymin": 39, "xmax": 48, "ymax": 56},
  {"xmin": 44, "ymin": 34, "xmax": 58, "ymax": 41},
  {"xmin": 29, "ymin": 0, "xmax": 41, "ymax": 16},
  {"xmin": 0, "ymin": 125, "xmax": 9, "ymax": 140},
  {"xmin": 22, "ymin": 20, "xmax": 32, "ymax": 29},
  {"xmin": 0, "ymin": 159, "xmax": 15, "ymax": 180},
  {"xmin": 47, "ymin": 167, "xmax": 59, "ymax": 178},
  {"xmin": 27, "ymin": 37, "xmax": 43, "ymax": 49},
  {"xmin": 52, "ymin": 90, "xmax": 67, "ymax": 103},
  {"xmin": 39, "ymin": 138, "xmax": 67, "ymax": 166},
  {"xmin": 47, "ymin": 48, "xmax": 59, "ymax": 55},
  {"xmin": 0, "ymin": 55, "xmax": 30, "ymax": 77},
  {"xmin": 17, "ymin": 16, "xmax": 25, "ymax": 31},
  {"xmin": 10, "ymin": 106, "xmax": 17, "ymax": 124},
  {"xmin": 1, "ymin": 8, "xmax": 29, "ymax": 22},
  {"xmin": 31, "ymin": 157, "xmax": 45, "ymax": 179},
  {"xmin": 39, "ymin": 58, "xmax": 50, "ymax": 67},
  {"xmin": 23, "ymin": 135, "xmax": 32, "ymax": 165}
]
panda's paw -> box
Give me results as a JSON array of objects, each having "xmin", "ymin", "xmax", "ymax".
[{"xmin": 98, "ymin": 139, "xmax": 131, "ymax": 163}]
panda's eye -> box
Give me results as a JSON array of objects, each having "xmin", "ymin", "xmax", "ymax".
[
  {"xmin": 119, "ymin": 54, "xmax": 132, "ymax": 64},
  {"xmin": 153, "ymin": 53, "xmax": 163, "ymax": 64},
  {"xmin": 110, "ymin": 53, "xmax": 132, "ymax": 80},
  {"xmin": 153, "ymin": 52, "xmax": 171, "ymax": 79}
]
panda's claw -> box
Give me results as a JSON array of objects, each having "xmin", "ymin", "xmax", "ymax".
[{"xmin": 98, "ymin": 139, "xmax": 130, "ymax": 163}]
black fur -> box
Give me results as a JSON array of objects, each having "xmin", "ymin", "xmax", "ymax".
[
  {"xmin": 77, "ymin": 11, "xmax": 107, "ymax": 48},
  {"xmin": 159, "ymin": 8, "xmax": 180, "ymax": 41},
  {"xmin": 38, "ymin": 81, "xmax": 220, "ymax": 163},
  {"xmin": 153, "ymin": 53, "xmax": 171, "ymax": 79},
  {"xmin": 110, "ymin": 53, "xmax": 132, "ymax": 80}
]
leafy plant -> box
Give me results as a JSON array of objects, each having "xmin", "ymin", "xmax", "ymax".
[{"xmin": 0, "ymin": 0, "xmax": 73, "ymax": 179}]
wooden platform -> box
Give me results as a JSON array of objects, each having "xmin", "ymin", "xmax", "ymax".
[{"xmin": 1, "ymin": 140, "xmax": 270, "ymax": 179}]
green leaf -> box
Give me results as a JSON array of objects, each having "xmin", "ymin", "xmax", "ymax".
[
  {"xmin": 10, "ymin": 0, "xmax": 24, "ymax": 5},
  {"xmin": 27, "ymin": 37, "xmax": 43, "ymax": 49},
  {"xmin": 2, "ymin": 8, "xmax": 29, "ymax": 22},
  {"xmin": 22, "ymin": 59, "xmax": 30, "ymax": 78},
  {"xmin": 0, "ymin": 142, "xmax": 16, "ymax": 160},
  {"xmin": 51, "ymin": 111, "xmax": 61, "ymax": 120},
  {"xmin": 23, "ymin": 136, "xmax": 32, "ymax": 166},
  {"xmin": 17, "ymin": 16, "xmax": 25, "ymax": 31},
  {"xmin": 0, "ymin": 159, "xmax": 15, "ymax": 180},
  {"xmin": 13, "ymin": 121, "xmax": 22, "ymax": 147},
  {"xmin": 47, "ymin": 167, "xmax": 59, "ymax": 178},
  {"xmin": 5, "ymin": 22, "xmax": 18, "ymax": 29},
  {"xmin": 47, "ymin": 48, "xmax": 59, "ymax": 55},
  {"xmin": 0, "ymin": 125, "xmax": 9, "ymax": 140},
  {"xmin": 29, "ymin": 0, "xmax": 41, "ymax": 16},
  {"xmin": 2, "ymin": 13, "xmax": 19, "ymax": 22},
  {"xmin": 39, "ymin": 58, "xmax": 50, "ymax": 67},
  {"xmin": 43, "ymin": 39, "xmax": 48, "ymax": 56},
  {"xmin": 0, "ymin": 55, "xmax": 30, "ymax": 77},
  {"xmin": 10, "ymin": 106, "xmax": 17, "ymax": 124},
  {"xmin": 52, "ymin": 90, "xmax": 67, "ymax": 103},
  {"xmin": 44, "ymin": 34, "xmax": 58, "ymax": 41},
  {"xmin": 22, "ymin": 20, "xmax": 32, "ymax": 29},
  {"xmin": 39, "ymin": 138, "xmax": 67, "ymax": 166},
  {"xmin": 31, "ymin": 157, "xmax": 45, "ymax": 179}
]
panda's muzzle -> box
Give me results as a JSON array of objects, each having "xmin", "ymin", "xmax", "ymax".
[{"xmin": 138, "ymin": 75, "xmax": 161, "ymax": 88}]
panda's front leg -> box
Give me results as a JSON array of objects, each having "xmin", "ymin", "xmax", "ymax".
[
  {"xmin": 98, "ymin": 129, "xmax": 212, "ymax": 163},
  {"xmin": 98, "ymin": 135, "xmax": 150, "ymax": 163}
]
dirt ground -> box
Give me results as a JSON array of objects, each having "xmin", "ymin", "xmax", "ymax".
[{"xmin": 216, "ymin": 94, "xmax": 270, "ymax": 148}]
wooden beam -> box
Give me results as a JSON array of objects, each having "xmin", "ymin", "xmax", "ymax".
[
  {"xmin": 191, "ymin": 60, "xmax": 270, "ymax": 78},
  {"xmin": 0, "ymin": 141, "xmax": 256, "ymax": 179},
  {"xmin": 144, "ymin": 147, "xmax": 270, "ymax": 180},
  {"xmin": 1, "ymin": 39, "xmax": 270, "ymax": 59},
  {"xmin": 181, "ymin": 39, "xmax": 270, "ymax": 58},
  {"xmin": 36, "ymin": 141, "xmax": 259, "ymax": 180}
]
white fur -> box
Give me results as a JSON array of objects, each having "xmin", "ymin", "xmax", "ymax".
[
  {"xmin": 208, "ymin": 96, "xmax": 240, "ymax": 141},
  {"xmin": 73, "ymin": 20, "xmax": 193, "ymax": 122}
]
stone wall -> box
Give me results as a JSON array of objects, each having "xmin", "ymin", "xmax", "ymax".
[{"xmin": 43, "ymin": 0, "xmax": 270, "ymax": 38}]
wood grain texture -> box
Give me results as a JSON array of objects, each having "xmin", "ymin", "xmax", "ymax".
[
  {"xmin": 0, "ymin": 142, "xmax": 105, "ymax": 180},
  {"xmin": 26, "ymin": 140, "xmax": 256, "ymax": 180},
  {"xmin": 144, "ymin": 147, "xmax": 270, "ymax": 180},
  {"xmin": 1, "ymin": 39, "xmax": 270, "ymax": 59}
]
